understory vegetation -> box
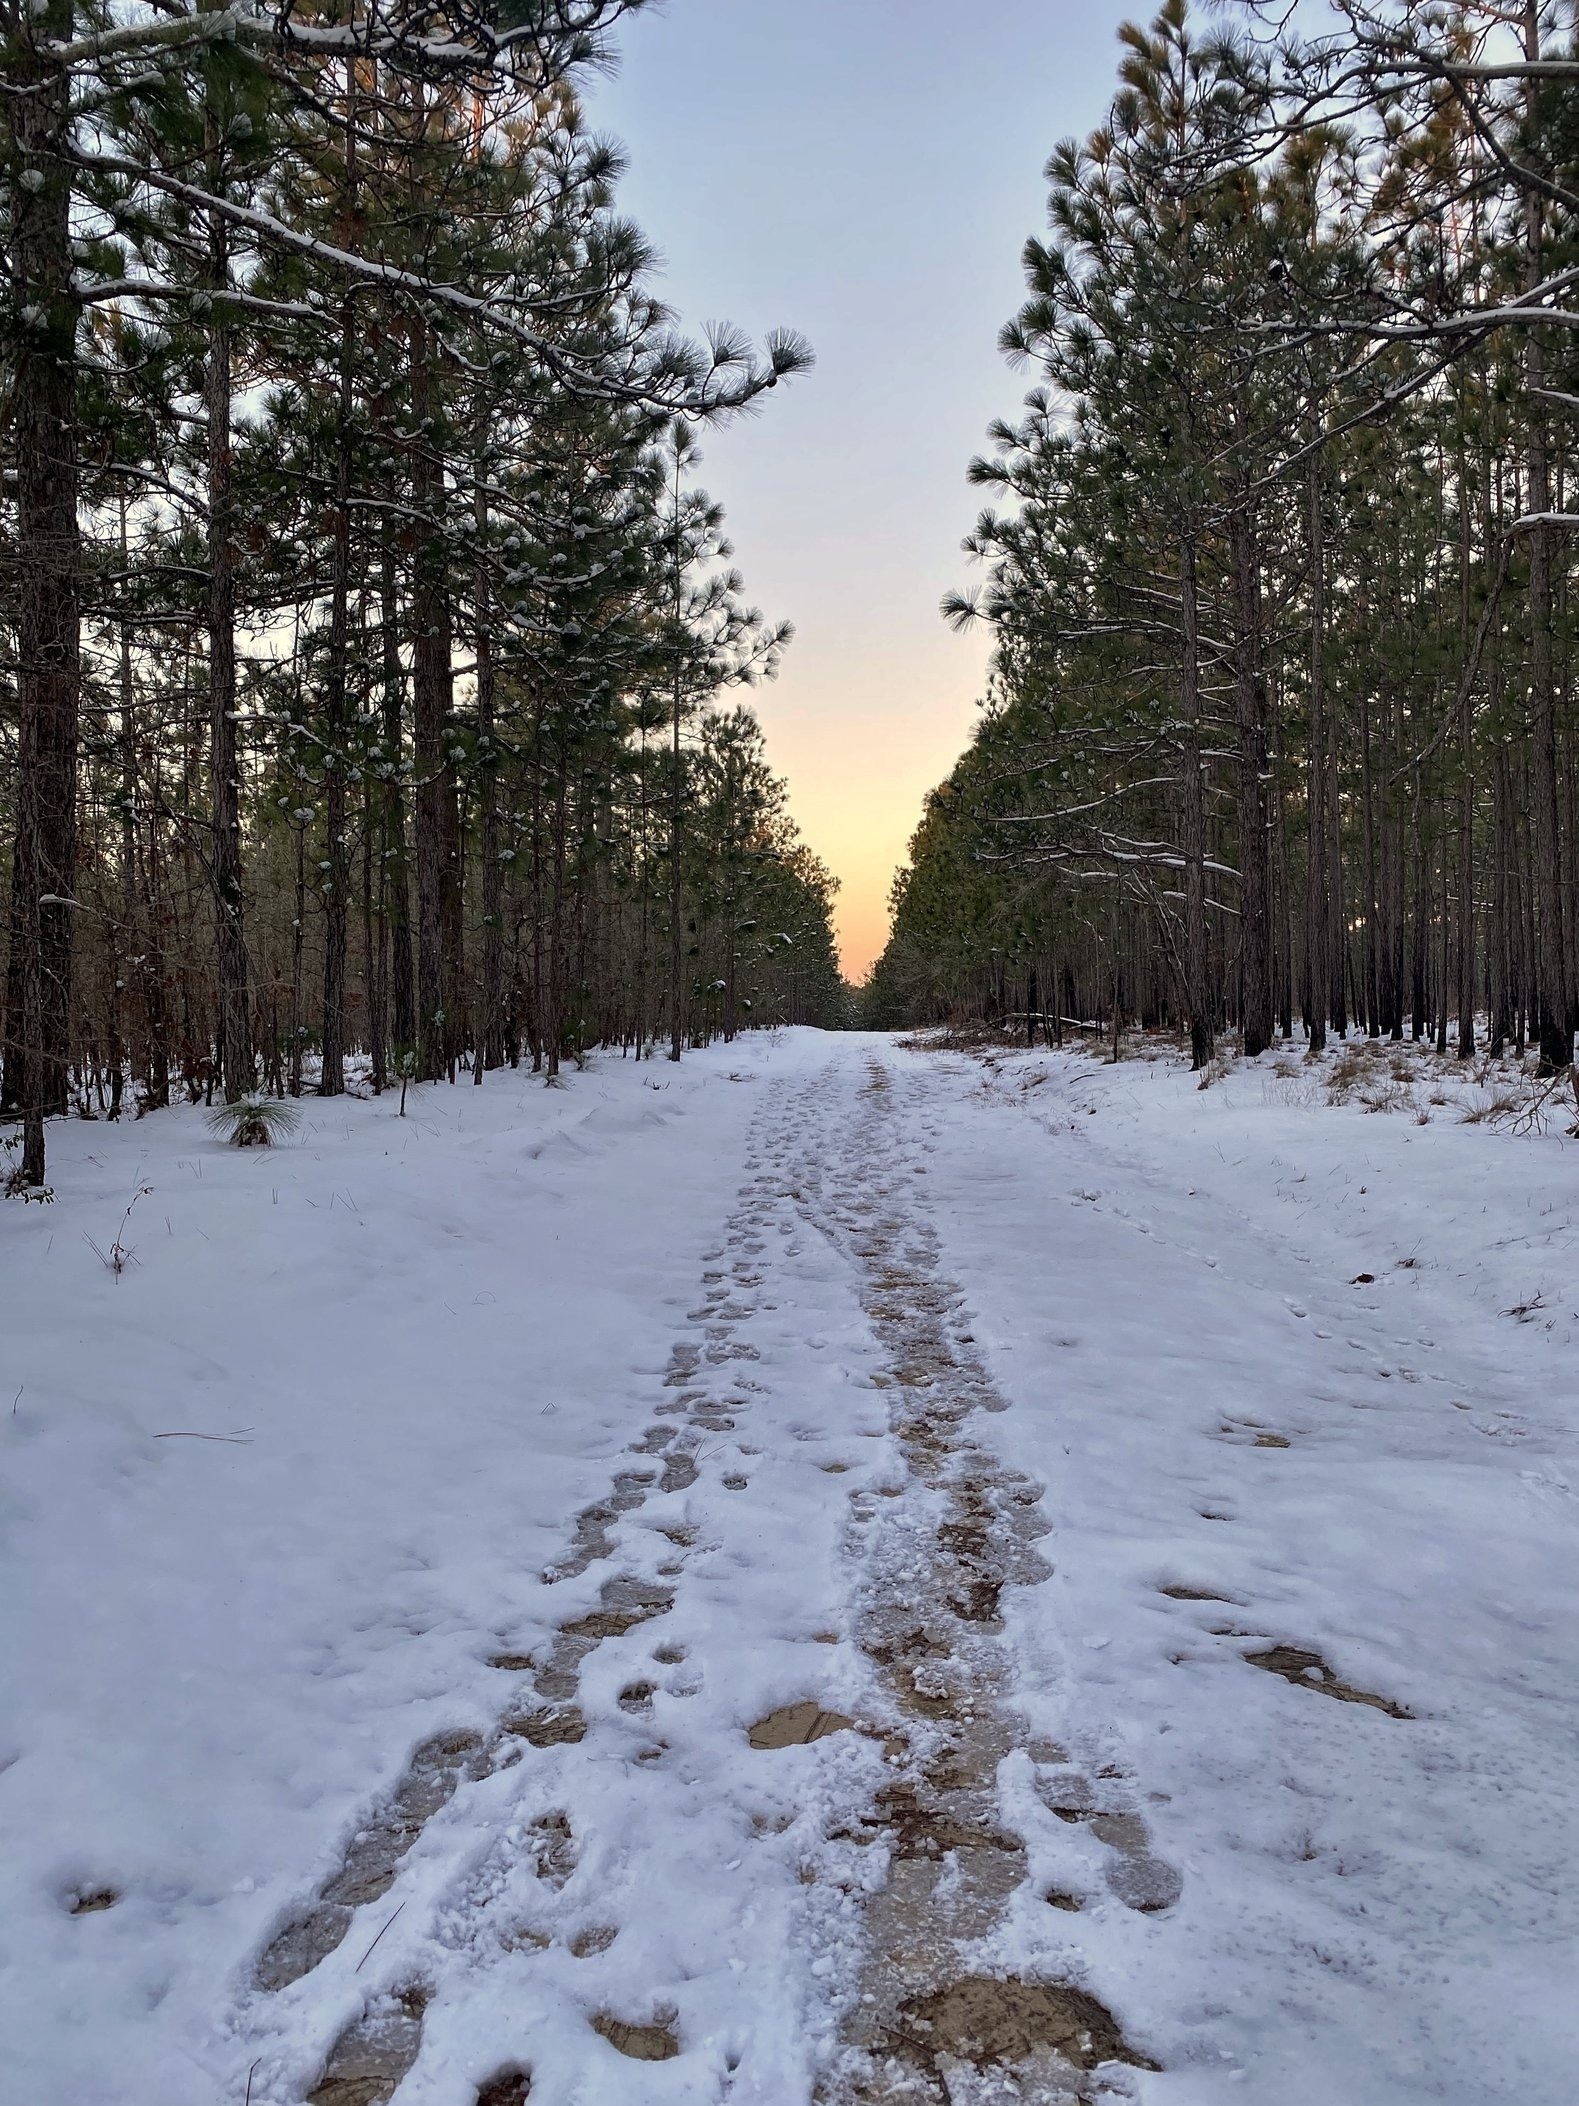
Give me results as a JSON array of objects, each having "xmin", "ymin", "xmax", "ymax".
[
  {"xmin": 1, "ymin": 0, "xmax": 844, "ymax": 1190},
  {"xmin": 870, "ymin": 0, "xmax": 1579, "ymax": 1082}
]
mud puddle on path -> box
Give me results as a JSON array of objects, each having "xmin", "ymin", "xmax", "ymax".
[{"xmin": 815, "ymin": 1062, "xmax": 1166, "ymax": 2104}]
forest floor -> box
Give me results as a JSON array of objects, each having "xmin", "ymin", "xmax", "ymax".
[{"xmin": 3, "ymin": 1028, "xmax": 1577, "ymax": 2106}]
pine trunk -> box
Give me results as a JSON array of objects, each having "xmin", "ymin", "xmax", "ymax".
[
  {"xmin": 5, "ymin": 0, "xmax": 81, "ymax": 1181},
  {"xmin": 1524, "ymin": 10, "xmax": 1574, "ymax": 1072},
  {"xmin": 318, "ymin": 293, "xmax": 356, "ymax": 1097},
  {"xmin": 410, "ymin": 323, "xmax": 460, "ymax": 1081},
  {"xmin": 206, "ymin": 169, "xmax": 250, "ymax": 1104},
  {"xmin": 1180, "ymin": 527, "xmax": 1213, "ymax": 1070},
  {"xmin": 1230, "ymin": 502, "xmax": 1272, "ymax": 1055}
]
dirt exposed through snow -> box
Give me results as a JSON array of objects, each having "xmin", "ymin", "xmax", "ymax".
[
  {"xmin": 473, "ymin": 2074, "xmax": 530, "ymax": 2106},
  {"xmin": 900, "ymin": 1979, "xmax": 1160, "ymax": 2074},
  {"xmin": 249, "ymin": 1050, "xmax": 1168, "ymax": 2104},
  {"xmin": 1246, "ymin": 1646, "xmax": 1411, "ymax": 1718},
  {"xmin": 590, "ymin": 2009, "xmax": 680, "ymax": 2060},
  {"xmin": 303, "ymin": 1986, "xmax": 427, "ymax": 2106},
  {"xmin": 749, "ymin": 1703, "xmax": 859, "ymax": 1750},
  {"xmin": 808, "ymin": 1064, "xmax": 1164, "ymax": 2102}
]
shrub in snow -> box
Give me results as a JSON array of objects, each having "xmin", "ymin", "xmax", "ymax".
[{"xmin": 206, "ymin": 1093, "xmax": 299, "ymax": 1149}]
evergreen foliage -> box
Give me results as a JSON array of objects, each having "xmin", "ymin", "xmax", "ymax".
[
  {"xmin": 1, "ymin": 1, "xmax": 836, "ymax": 1179},
  {"xmin": 205, "ymin": 1090, "xmax": 300, "ymax": 1147},
  {"xmin": 873, "ymin": 0, "xmax": 1579, "ymax": 1075}
]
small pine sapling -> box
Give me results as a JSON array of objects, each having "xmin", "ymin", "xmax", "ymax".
[{"xmin": 207, "ymin": 1093, "xmax": 301, "ymax": 1148}]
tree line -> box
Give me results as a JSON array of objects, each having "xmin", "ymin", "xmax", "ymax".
[
  {"xmin": 870, "ymin": 0, "xmax": 1579, "ymax": 1082},
  {"xmin": 1, "ymin": 0, "xmax": 843, "ymax": 1192}
]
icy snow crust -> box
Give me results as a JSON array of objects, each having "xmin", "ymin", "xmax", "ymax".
[{"xmin": 2, "ymin": 1030, "xmax": 1575, "ymax": 2103}]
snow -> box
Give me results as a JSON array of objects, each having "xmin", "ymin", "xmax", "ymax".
[
  {"xmin": 2, "ymin": 1029, "xmax": 1575, "ymax": 2104},
  {"xmin": 906, "ymin": 1034, "xmax": 1579, "ymax": 2104}
]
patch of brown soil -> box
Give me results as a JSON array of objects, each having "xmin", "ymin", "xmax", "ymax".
[
  {"xmin": 324, "ymin": 1731, "xmax": 484, "ymax": 1909},
  {"xmin": 895, "ymin": 1977, "xmax": 1158, "ymax": 2074},
  {"xmin": 528, "ymin": 1811, "xmax": 577, "ymax": 1888},
  {"xmin": 936, "ymin": 1518, "xmax": 986, "ymax": 1559},
  {"xmin": 591, "ymin": 2011, "xmax": 680, "ymax": 2061},
  {"xmin": 948, "ymin": 1572, "xmax": 1004, "ymax": 1625},
  {"xmin": 559, "ymin": 1589, "xmax": 673, "ymax": 1643},
  {"xmin": 611, "ymin": 1468, "xmax": 657, "ymax": 1510},
  {"xmin": 872, "ymin": 1784, "xmax": 1023, "ymax": 1864},
  {"xmin": 68, "ymin": 1886, "xmax": 119, "ymax": 1915},
  {"xmin": 1247, "ymin": 1646, "xmax": 1410, "ymax": 1718},
  {"xmin": 1158, "ymin": 1584, "xmax": 1232, "ymax": 1603},
  {"xmin": 504, "ymin": 1705, "xmax": 586, "ymax": 1748},
  {"xmin": 475, "ymin": 2072, "xmax": 531, "ymax": 2106},
  {"xmin": 893, "ymin": 1671, "xmax": 954, "ymax": 1719},
  {"xmin": 749, "ymin": 1702, "xmax": 856, "ymax": 1749},
  {"xmin": 864, "ymin": 1626, "xmax": 952, "ymax": 1665},
  {"xmin": 307, "ymin": 2079, "xmax": 394, "ymax": 2106},
  {"xmin": 570, "ymin": 1925, "xmax": 619, "ymax": 1957},
  {"xmin": 257, "ymin": 1734, "xmax": 485, "ymax": 1990},
  {"xmin": 307, "ymin": 1987, "xmax": 428, "ymax": 2106}
]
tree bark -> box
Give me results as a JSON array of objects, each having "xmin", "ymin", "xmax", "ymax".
[
  {"xmin": 409, "ymin": 319, "xmax": 460, "ymax": 1081},
  {"xmin": 475, "ymin": 431, "xmax": 505, "ymax": 1075},
  {"xmin": 1180, "ymin": 526, "xmax": 1213, "ymax": 1070},
  {"xmin": 205, "ymin": 146, "xmax": 251, "ymax": 1103},
  {"xmin": 379, "ymin": 541, "xmax": 415, "ymax": 1057},
  {"xmin": 1524, "ymin": 2, "xmax": 1574, "ymax": 1072},
  {"xmin": 1305, "ymin": 451, "xmax": 1329, "ymax": 1050},
  {"xmin": 318, "ymin": 291, "xmax": 356, "ymax": 1096},
  {"xmin": 1229, "ymin": 500, "xmax": 1272, "ymax": 1055},
  {"xmin": 1456, "ymin": 450, "xmax": 1477, "ymax": 1058},
  {"xmin": 5, "ymin": 0, "xmax": 81, "ymax": 1181}
]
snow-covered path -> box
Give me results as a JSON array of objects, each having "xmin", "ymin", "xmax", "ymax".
[{"xmin": 3, "ymin": 1031, "xmax": 1576, "ymax": 2104}]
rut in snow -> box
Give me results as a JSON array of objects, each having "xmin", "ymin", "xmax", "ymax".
[
  {"xmin": 808, "ymin": 1062, "xmax": 1169, "ymax": 2103},
  {"xmin": 248, "ymin": 1052, "xmax": 1168, "ymax": 2104},
  {"xmin": 250, "ymin": 1081, "xmax": 816, "ymax": 2100}
]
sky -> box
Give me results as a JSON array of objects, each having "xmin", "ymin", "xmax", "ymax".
[{"xmin": 586, "ymin": 0, "xmax": 1132, "ymax": 980}]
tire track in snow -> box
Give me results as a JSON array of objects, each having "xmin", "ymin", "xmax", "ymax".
[
  {"xmin": 241, "ymin": 1048, "xmax": 1171, "ymax": 2103},
  {"xmin": 802, "ymin": 1058, "xmax": 1168, "ymax": 2105},
  {"xmin": 239, "ymin": 1064, "xmax": 887, "ymax": 2103}
]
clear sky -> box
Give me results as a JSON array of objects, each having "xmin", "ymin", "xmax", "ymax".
[{"xmin": 587, "ymin": 0, "xmax": 1131, "ymax": 980}]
